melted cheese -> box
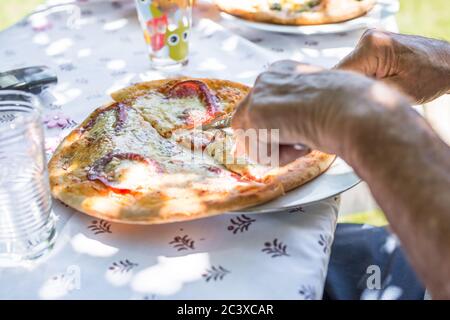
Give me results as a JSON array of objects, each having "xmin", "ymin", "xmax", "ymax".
[
  {"xmin": 77, "ymin": 107, "xmax": 251, "ymax": 193},
  {"xmin": 170, "ymin": 127, "xmax": 270, "ymax": 179},
  {"xmin": 103, "ymin": 159, "xmax": 158, "ymax": 190},
  {"xmin": 161, "ymin": 144, "xmax": 251, "ymax": 192},
  {"xmin": 269, "ymin": 0, "xmax": 321, "ymax": 12},
  {"xmin": 69, "ymin": 90, "xmax": 264, "ymax": 196},
  {"xmin": 132, "ymin": 92, "xmax": 211, "ymax": 137},
  {"xmin": 203, "ymin": 131, "xmax": 269, "ymax": 179}
]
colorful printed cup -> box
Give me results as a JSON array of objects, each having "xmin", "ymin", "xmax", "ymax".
[{"xmin": 135, "ymin": 0, "xmax": 192, "ymax": 68}]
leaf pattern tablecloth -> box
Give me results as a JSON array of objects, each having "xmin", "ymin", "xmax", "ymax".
[{"xmin": 0, "ymin": 0, "xmax": 397, "ymax": 299}]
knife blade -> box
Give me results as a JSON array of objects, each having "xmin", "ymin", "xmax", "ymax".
[{"xmin": 200, "ymin": 114, "xmax": 232, "ymax": 131}]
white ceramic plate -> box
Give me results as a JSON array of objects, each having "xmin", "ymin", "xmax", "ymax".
[
  {"xmin": 232, "ymin": 157, "xmax": 360, "ymax": 214},
  {"xmin": 220, "ymin": 3, "xmax": 383, "ymax": 35}
]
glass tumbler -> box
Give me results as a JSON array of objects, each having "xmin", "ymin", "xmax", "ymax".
[
  {"xmin": 0, "ymin": 91, "xmax": 56, "ymax": 264},
  {"xmin": 135, "ymin": 0, "xmax": 193, "ymax": 68}
]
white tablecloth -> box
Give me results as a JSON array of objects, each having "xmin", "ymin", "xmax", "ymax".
[{"xmin": 0, "ymin": 0, "xmax": 396, "ymax": 299}]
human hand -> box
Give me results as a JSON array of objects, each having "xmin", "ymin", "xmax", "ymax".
[
  {"xmin": 231, "ymin": 60, "xmax": 411, "ymax": 165},
  {"xmin": 336, "ymin": 29, "xmax": 450, "ymax": 104}
]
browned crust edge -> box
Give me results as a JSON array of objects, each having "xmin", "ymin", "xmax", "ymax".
[
  {"xmin": 110, "ymin": 77, "xmax": 251, "ymax": 106},
  {"xmin": 50, "ymin": 174, "xmax": 284, "ymax": 225},
  {"xmin": 215, "ymin": 0, "xmax": 376, "ymax": 26},
  {"xmin": 268, "ymin": 151, "xmax": 336, "ymax": 191}
]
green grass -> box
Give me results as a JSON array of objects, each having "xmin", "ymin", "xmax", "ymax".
[
  {"xmin": 0, "ymin": 0, "xmax": 44, "ymax": 30},
  {"xmin": 338, "ymin": 209, "xmax": 389, "ymax": 227},
  {"xmin": 0, "ymin": 0, "xmax": 449, "ymax": 40},
  {"xmin": 398, "ymin": 0, "xmax": 450, "ymax": 40}
]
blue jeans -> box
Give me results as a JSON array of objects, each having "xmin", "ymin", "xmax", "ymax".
[{"xmin": 324, "ymin": 223, "xmax": 425, "ymax": 300}]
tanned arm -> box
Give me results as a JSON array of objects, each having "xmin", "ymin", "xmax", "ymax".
[
  {"xmin": 232, "ymin": 61, "xmax": 450, "ymax": 298},
  {"xmin": 341, "ymin": 88, "xmax": 450, "ymax": 299}
]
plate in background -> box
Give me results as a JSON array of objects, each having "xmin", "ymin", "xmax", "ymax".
[{"xmin": 219, "ymin": 3, "xmax": 383, "ymax": 35}]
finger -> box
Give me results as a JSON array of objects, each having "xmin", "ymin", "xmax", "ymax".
[
  {"xmin": 334, "ymin": 28, "xmax": 377, "ymax": 72},
  {"xmin": 231, "ymin": 92, "xmax": 251, "ymax": 130},
  {"xmin": 335, "ymin": 49, "xmax": 366, "ymax": 72},
  {"xmin": 268, "ymin": 60, "xmax": 323, "ymax": 75},
  {"xmin": 233, "ymin": 127, "xmax": 257, "ymax": 163},
  {"xmin": 233, "ymin": 132, "xmax": 274, "ymax": 166},
  {"xmin": 336, "ymin": 29, "xmax": 393, "ymax": 76},
  {"xmin": 268, "ymin": 60, "xmax": 303, "ymax": 74},
  {"xmin": 241, "ymin": 143, "xmax": 312, "ymax": 167},
  {"xmin": 278, "ymin": 144, "xmax": 311, "ymax": 166},
  {"xmin": 294, "ymin": 63, "xmax": 324, "ymax": 74}
]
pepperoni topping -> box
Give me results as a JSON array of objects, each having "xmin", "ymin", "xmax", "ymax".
[
  {"xmin": 80, "ymin": 103, "xmax": 129, "ymax": 133},
  {"xmin": 206, "ymin": 165, "xmax": 222, "ymax": 174},
  {"xmin": 167, "ymin": 80, "xmax": 220, "ymax": 117},
  {"xmin": 114, "ymin": 103, "xmax": 128, "ymax": 132},
  {"xmin": 87, "ymin": 152, "xmax": 162, "ymax": 193}
]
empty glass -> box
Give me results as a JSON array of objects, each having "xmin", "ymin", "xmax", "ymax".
[
  {"xmin": 135, "ymin": 0, "xmax": 193, "ymax": 68},
  {"xmin": 0, "ymin": 91, "xmax": 56, "ymax": 264}
]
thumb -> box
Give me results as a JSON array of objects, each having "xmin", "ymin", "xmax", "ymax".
[
  {"xmin": 231, "ymin": 92, "xmax": 252, "ymax": 130},
  {"xmin": 334, "ymin": 49, "xmax": 367, "ymax": 73},
  {"xmin": 269, "ymin": 60, "xmax": 323, "ymax": 75}
]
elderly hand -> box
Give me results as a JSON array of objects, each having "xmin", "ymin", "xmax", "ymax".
[
  {"xmin": 231, "ymin": 60, "xmax": 411, "ymax": 165},
  {"xmin": 336, "ymin": 29, "xmax": 450, "ymax": 104},
  {"xmin": 232, "ymin": 59, "xmax": 450, "ymax": 300}
]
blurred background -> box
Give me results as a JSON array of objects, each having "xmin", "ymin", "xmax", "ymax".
[{"xmin": 1, "ymin": 0, "xmax": 449, "ymax": 39}]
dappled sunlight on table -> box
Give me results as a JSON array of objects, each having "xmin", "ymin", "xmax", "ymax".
[
  {"xmin": 70, "ymin": 233, "xmax": 119, "ymax": 257},
  {"xmin": 130, "ymin": 253, "xmax": 210, "ymax": 295}
]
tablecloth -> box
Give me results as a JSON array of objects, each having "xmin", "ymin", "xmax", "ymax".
[{"xmin": 0, "ymin": 0, "xmax": 397, "ymax": 299}]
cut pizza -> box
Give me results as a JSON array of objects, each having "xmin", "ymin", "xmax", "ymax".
[{"xmin": 49, "ymin": 78, "xmax": 335, "ymax": 224}]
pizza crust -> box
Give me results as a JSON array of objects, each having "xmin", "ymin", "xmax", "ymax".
[
  {"xmin": 215, "ymin": 0, "xmax": 376, "ymax": 26},
  {"xmin": 50, "ymin": 171, "xmax": 284, "ymax": 224},
  {"xmin": 268, "ymin": 150, "xmax": 336, "ymax": 191},
  {"xmin": 111, "ymin": 78, "xmax": 251, "ymax": 115}
]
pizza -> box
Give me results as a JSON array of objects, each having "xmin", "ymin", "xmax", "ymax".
[
  {"xmin": 215, "ymin": 0, "xmax": 376, "ymax": 26},
  {"xmin": 48, "ymin": 78, "xmax": 335, "ymax": 224}
]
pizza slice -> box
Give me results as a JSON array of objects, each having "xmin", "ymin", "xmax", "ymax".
[
  {"xmin": 111, "ymin": 78, "xmax": 249, "ymax": 137},
  {"xmin": 172, "ymin": 128, "xmax": 256, "ymax": 176},
  {"xmin": 173, "ymin": 125, "xmax": 334, "ymax": 191}
]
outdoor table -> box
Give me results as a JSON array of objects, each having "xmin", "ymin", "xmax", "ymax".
[{"xmin": 0, "ymin": 0, "xmax": 398, "ymax": 299}]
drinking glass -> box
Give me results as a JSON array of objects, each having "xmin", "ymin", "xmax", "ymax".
[
  {"xmin": 135, "ymin": 0, "xmax": 193, "ymax": 69},
  {"xmin": 0, "ymin": 90, "xmax": 56, "ymax": 264}
]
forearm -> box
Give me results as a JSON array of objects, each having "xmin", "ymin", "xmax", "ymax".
[
  {"xmin": 425, "ymin": 37, "xmax": 450, "ymax": 99},
  {"xmin": 340, "ymin": 95, "xmax": 450, "ymax": 298}
]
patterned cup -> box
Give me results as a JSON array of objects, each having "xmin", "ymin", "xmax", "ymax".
[{"xmin": 135, "ymin": 0, "xmax": 193, "ymax": 68}]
